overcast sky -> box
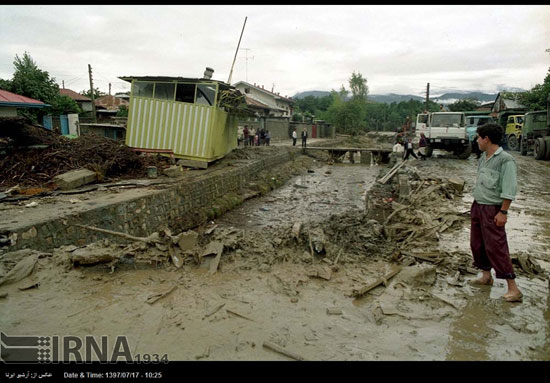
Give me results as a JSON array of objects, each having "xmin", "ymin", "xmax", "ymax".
[{"xmin": 1, "ymin": 5, "xmax": 549, "ymax": 98}]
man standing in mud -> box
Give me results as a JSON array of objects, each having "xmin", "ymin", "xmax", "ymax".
[{"xmin": 470, "ymin": 123, "xmax": 522, "ymax": 302}]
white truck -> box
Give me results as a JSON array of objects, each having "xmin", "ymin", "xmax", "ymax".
[{"xmin": 415, "ymin": 112, "xmax": 472, "ymax": 159}]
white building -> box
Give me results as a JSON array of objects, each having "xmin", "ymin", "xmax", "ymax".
[{"xmin": 232, "ymin": 81, "xmax": 294, "ymax": 118}]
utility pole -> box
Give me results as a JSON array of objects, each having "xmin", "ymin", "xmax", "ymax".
[
  {"xmin": 62, "ymin": 80, "xmax": 65, "ymax": 89},
  {"xmin": 88, "ymin": 64, "xmax": 97, "ymax": 123},
  {"xmin": 240, "ymin": 48, "xmax": 254, "ymax": 83},
  {"xmin": 425, "ymin": 82, "xmax": 430, "ymax": 112},
  {"xmin": 227, "ymin": 16, "xmax": 247, "ymax": 85}
]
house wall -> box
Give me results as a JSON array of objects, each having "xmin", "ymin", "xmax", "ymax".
[
  {"xmin": 235, "ymin": 84, "xmax": 292, "ymax": 117},
  {"xmin": 0, "ymin": 107, "xmax": 18, "ymax": 117},
  {"xmin": 79, "ymin": 101, "xmax": 93, "ymax": 112}
]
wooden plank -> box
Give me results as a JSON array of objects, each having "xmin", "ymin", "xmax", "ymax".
[{"xmin": 262, "ymin": 341, "xmax": 307, "ymax": 361}]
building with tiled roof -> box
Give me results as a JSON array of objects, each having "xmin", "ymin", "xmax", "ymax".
[
  {"xmin": 233, "ymin": 81, "xmax": 294, "ymax": 118},
  {"xmin": 0, "ymin": 89, "xmax": 49, "ymax": 117},
  {"xmin": 59, "ymin": 88, "xmax": 93, "ymax": 112}
]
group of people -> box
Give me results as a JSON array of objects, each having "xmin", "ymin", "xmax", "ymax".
[
  {"xmin": 292, "ymin": 127, "xmax": 308, "ymax": 148},
  {"xmin": 242, "ymin": 125, "xmax": 271, "ymax": 146},
  {"xmin": 392, "ymin": 133, "xmax": 428, "ymax": 160}
]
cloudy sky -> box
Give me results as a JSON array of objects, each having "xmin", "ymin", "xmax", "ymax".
[{"xmin": 1, "ymin": 5, "xmax": 549, "ymax": 98}]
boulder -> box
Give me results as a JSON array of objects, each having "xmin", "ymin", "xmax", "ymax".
[{"xmin": 53, "ymin": 168, "xmax": 97, "ymax": 190}]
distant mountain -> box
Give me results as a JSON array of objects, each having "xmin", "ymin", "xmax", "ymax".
[
  {"xmin": 293, "ymin": 91, "xmax": 331, "ymax": 99},
  {"xmin": 292, "ymin": 90, "xmax": 499, "ymax": 105}
]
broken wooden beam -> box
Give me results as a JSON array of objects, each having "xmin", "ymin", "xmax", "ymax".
[{"xmin": 262, "ymin": 341, "xmax": 306, "ymax": 361}]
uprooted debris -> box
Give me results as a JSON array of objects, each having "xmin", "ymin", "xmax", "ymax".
[{"xmin": 0, "ymin": 118, "xmax": 171, "ymax": 188}]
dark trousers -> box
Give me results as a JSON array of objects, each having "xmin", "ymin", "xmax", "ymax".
[
  {"xmin": 470, "ymin": 201, "xmax": 516, "ymax": 279},
  {"xmin": 302, "ymin": 138, "xmax": 307, "ymax": 148},
  {"xmin": 292, "ymin": 138, "xmax": 296, "ymax": 146},
  {"xmin": 403, "ymin": 149, "xmax": 418, "ymax": 160}
]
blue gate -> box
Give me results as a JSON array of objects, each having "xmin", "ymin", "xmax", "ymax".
[
  {"xmin": 42, "ymin": 115, "xmax": 53, "ymax": 130},
  {"xmin": 60, "ymin": 115, "xmax": 69, "ymax": 135}
]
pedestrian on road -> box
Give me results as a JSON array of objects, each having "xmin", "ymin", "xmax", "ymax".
[
  {"xmin": 418, "ymin": 133, "xmax": 427, "ymax": 160},
  {"xmin": 265, "ymin": 130, "xmax": 271, "ymax": 146},
  {"xmin": 292, "ymin": 128, "xmax": 297, "ymax": 146},
  {"xmin": 249, "ymin": 127, "xmax": 255, "ymax": 147},
  {"xmin": 403, "ymin": 138, "xmax": 418, "ymax": 160},
  {"xmin": 243, "ymin": 125, "xmax": 249, "ymax": 147},
  {"xmin": 470, "ymin": 123, "xmax": 522, "ymax": 302},
  {"xmin": 301, "ymin": 127, "xmax": 308, "ymax": 148}
]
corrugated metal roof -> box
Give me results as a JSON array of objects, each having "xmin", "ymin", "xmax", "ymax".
[
  {"xmin": 59, "ymin": 88, "xmax": 92, "ymax": 102},
  {"xmin": 502, "ymin": 98, "xmax": 526, "ymax": 109},
  {"xmin": 95, "ymin": 95, "xmax": 129, "ymax": 109},
  {"xmin": 119, "ymin": 76, "xmax": 234, "ymax": 91},
  {"xmin": 0, "ymin": 89, "xmax": 48, "ymax": 107}
]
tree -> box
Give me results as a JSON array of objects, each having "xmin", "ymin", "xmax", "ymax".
[
  {"xmin": 51, "ymin": 95, "xmax": 81, "ymax": 115},
  {"xmin": 448, "ymin": 99, "xmax": 480, "ymax": 112},
  {"xmin": 517, "ymin": 67, "xmax": 550, "ymax": 111},
  {"xmin": 116, "ymin": 105, "xmax": 129, "ymax": 118},
  {"xmin": 10, "ymin": 52, "xmax": 59, "ymax": 105},
  {"xmin": 80, "ymin": 87, "xmax": 106, "ymax": 99},
  {"xmin": 349, "ymin": 71, "xmax": 369, "ymax": 100}
]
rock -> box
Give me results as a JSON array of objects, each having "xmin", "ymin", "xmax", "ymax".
[
  {"xmin": 178, "ymin": 231, "xmax": 199, "ymax": 251},
  {"xmin": 448, "ymin": 177, "xmax": 465, "ymax": 193},
  {"xmin": 163, "ymin": 165, "xmax": 184, "ymax": 178},
  {"xmin": 397, "ymin": 264, "xmax": 437, "ymax": 287},
  {"xmin": 53, "ymin": 168, "xmax": 97, "ymax": 191},
  {"xmin": 326, "ymin": 308, "xmax": 343, "ymax": 315},
  {"xmin": 292, "ymin": 222, "xmax": 302, "ymax": 239},
  {"xmin": 290, "ymin": 297, "xmax": 299, "ymax": 303}
]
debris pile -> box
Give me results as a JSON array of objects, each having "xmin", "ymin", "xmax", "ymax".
[{"xmin": 0, "ymin": 118, "xmax": 171, "ymax": 188}]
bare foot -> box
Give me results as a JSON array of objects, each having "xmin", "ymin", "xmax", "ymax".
[{"xmin": 468, "ymin": 277, "xmax": 494, "ymax": 286}]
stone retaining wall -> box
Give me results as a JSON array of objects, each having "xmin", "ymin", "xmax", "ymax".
[{"xmin": 4, "ymin": 150, "xmax": 295, "ymax": 252}]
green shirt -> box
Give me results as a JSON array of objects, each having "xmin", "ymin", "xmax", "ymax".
[{"xmin": 473, "ymin": 147, "xmax": 517, "ymax": 205}]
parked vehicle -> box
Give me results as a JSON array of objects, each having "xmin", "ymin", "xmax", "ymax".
[
  {"xmin": 520, "ymin": 96, "xmax": 550, "ymax": 160},
  {"xmin": 504, "ymin": 114, "xmax": 524, "ymax": 151},
  {"xmin": 465, "ymin": 115, "xmax": 495, "ymax": 158},
  {"xmin": 416, "ymin": 112, "xmax": 471, "ymax": 159}
]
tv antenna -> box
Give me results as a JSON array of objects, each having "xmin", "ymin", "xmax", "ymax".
[{"xmin": 240, "ymin": 48, "xmax": 254, "ymax": 82}]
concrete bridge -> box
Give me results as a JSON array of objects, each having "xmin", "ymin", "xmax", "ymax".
[{"xmin": 303, "ymin": 147, "xmax": 392, "ymax": 164}]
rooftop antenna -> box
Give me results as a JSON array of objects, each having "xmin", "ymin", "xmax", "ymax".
[
  {"xmin": 227, "ymin": 16, "xmax": 247, "ymax": 85},
  {"xmin": 240, "ymin": 48, "xmax": 254, "ymax": 83}
]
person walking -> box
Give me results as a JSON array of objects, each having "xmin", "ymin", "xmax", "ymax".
[
  {"xmin": 301, "ymin": 127, "xmax": 308, "ymax": 148},
  {"xmin": 418, "ymin": 133, "xmax": 427, "ymax": 160},
  {"xmin": 243, "ymin": 125, "xmax": 249, "ymax": 147},
  {"xmin": 403, "ymin": 137, "xmax": 418, "ymax": 160},
  {"xmin": 292, "ymin": 128, "xmax": 297, "ymax": 146},
  {"xmin": 249, "ymin": 127, "xmax": 255, "ymax": 147},
  {"xmin": 470, "ymin": 123, "xmax": 522, "ymax": 302},
  {"xmin": 265, "ymin": 130, "xmax": 271, "ymax": 146}
]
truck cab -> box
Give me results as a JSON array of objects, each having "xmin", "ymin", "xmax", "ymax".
[
  {"xmin": 504, "ymin": 114, "xmax": 524, "ymax": 151},
  {"xmin": 419, "ymin": 112, "xmax": 471, "ymax": 159}
]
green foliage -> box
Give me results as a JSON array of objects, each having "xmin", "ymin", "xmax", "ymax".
[
  {"xmin": 448, "ymin": 99, "xmax": 481, "ymax": 112},
  {"xmin": 0, "ymin": 78, "xmax": 12, "ymax": 90},
  {"xmin": 516, "ymin": 67, "xmax": 550, "ymax": 111},
  {"xmin": 80, "ymin": 87, "xmax": 106, "ymax": 99},
  {"xmin": 116, "ymin": 105, "xmax": 129, "ymax": 117},
  {"xmin": 50, "ymin": 95, "xmax": 81, "ymax": 115},
  {"xmin": 349, "ymin": 71, "xmax": 369, "ymax": 100},
  {"xmin": 10, "ymin": 52, "xmax": 59, "ymax": 105}
]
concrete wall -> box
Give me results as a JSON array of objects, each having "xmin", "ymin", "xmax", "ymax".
[
  {"xmin": 2, "ymin": 150, "xmax": 294, "ymax": 252},
  {"xmin": 0, "ymin": 107, "xmax": 18, "ymax": 117}
]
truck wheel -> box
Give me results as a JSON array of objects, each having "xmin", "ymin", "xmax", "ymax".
[
  {"xmin": 520, "ymin": 137, "xmax": 528, "ymax": 156},
  {"xmin": 507, "ymin": 135, "xmax": 519, "ymax": 151},
  {"xmin": 456, "ymin": 143, "xmax": 472, "ymax": 159},
  {"xmin": 545, "ymin": 138, "xmax": 550, "ymax": 160},
  {"xmin": 534, "ymin": 137, "xmax": 546, "ymax": 160},
  {"xmin": 425, "ymin": 145, "xmax": 433, "ymax": 158}
]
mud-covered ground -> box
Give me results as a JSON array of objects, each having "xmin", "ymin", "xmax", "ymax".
[{"xmin": 1, "ymin": 140, "xmax": 549, "ymax": 361}]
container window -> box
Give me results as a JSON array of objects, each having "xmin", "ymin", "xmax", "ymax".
[
  {"xmin": 154, "ymin": 83, "xmax": 175, "ymax": 100},
  {"xmin": 133, "ymin": 82, "xmax": 154, "ymax": 98},
  {"xmin": 175, "ymin": 83, "xmax": 196, "ymax": 103},
  {"xmin": 196, "ymin": 84, "xmax": 216, "ymax": 106}
]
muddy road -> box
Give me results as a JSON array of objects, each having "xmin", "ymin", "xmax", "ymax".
[{"xmin": 1, "ymin": 145, "xmax": 549, "ymax": 361}]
